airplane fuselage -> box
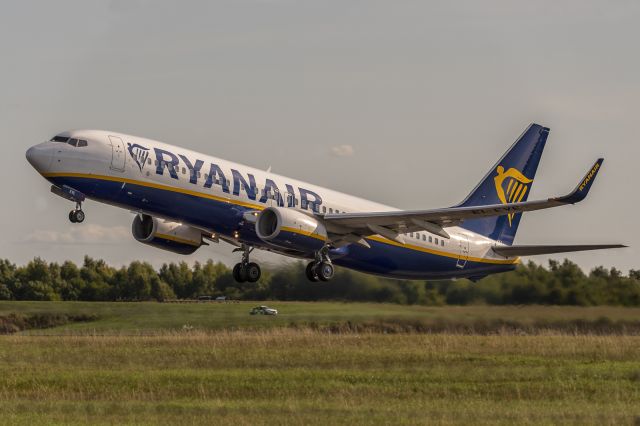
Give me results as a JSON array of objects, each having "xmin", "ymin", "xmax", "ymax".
[{"xmin": 26, "ymin": 130, "xmax": 518, "ymax": 280}]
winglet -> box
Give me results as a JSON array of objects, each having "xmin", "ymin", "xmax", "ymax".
[{"xmin": 558, "ymin": 158, "xmax": 604, "ymax": 204}]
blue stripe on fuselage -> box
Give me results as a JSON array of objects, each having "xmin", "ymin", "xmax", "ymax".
[{"xmin": 47, "ymin": 175, "xmax": 515, "ymax": 280}]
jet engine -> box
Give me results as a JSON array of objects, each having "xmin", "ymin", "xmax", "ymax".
[
  {"xmin": 132, "ymin": 214, "xmax": 203, "ymax": 255},
  {"xmin": 255, "ymin": 207, "xmax": 327, "ymax": 253}
]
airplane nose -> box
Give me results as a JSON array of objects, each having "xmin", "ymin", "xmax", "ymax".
[
  {"xmin": 25, "ymin": 146, "xmax": 35, "ymax": 164},
  {"xmin": 26, "ymin": 144, "xmax": 52, "ymax": 173}
]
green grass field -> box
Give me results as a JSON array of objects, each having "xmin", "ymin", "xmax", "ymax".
[
  {"xmin": 3, "ymin": 301, "xmax": 640, "ymax": 334},
  {"xmin": 0, "ymin": 302, "xmax": 639, "ymax": 425}
]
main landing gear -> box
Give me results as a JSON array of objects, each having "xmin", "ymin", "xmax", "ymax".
[
  {"xmin": 306, "ymin": 246, "xmax": 335, "ymax": 282},
  {"xmin": 68, "ymin": 202, "xmax": 85, "ymax": 224},
  {"xmin": 232, "ymin": 245, "xmax": 261, "ymax": 283}
]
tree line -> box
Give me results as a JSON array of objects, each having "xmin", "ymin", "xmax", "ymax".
[{"xmin": 0, "ymin": 257, "xmax": 638, "ymax": 306}]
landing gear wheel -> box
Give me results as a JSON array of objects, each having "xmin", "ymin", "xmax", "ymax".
[
  {"xmin": 246, "ymin": 262, "xmax": 261, "ymax": 283},
  {"xmin": 73, "ymin": 210, "xmax": 85, "ymax": 223},
  {"xmin": 69, "ymin": 210, "xmax": 84, "ymax": 223},
  {"xmin": 232, "ymin": 245, "xmax": 261, "ymax": 283},
  {"xmin": 317, "ymin": 262, "xmax": 334, "ymax": 282},
  {"xmin": 306, "ymin": 262, "xmax": 320, "ymax": 282},
  {"xmin": 233, "ymin": 263, "xmax": 246, "ymax": 283}
]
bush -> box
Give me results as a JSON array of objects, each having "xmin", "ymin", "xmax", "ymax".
[{"xmin": 0, "ymin": 257, "xmax": 637, "ymax": 306}]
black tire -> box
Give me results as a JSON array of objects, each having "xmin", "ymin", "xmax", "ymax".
[
  {"xmin": 69, "ymin": 211, "xmax": 77, "ymax": 223},
  {"xmin": 74, "ymin": 210, "xmax": 85, "ymax": 223},
  {"xmin": 305, "ymin": 262, "xmax": 319, "ymax": 282},
  {"xmin": 246, "ymin": 262, "xmax": 261, "ymax": 283},
  {"xmin": 232, "ymin": 263, "xmax": 246, "ymax": 283},
  {"xmin": 318, "ymin": 262, "xmax": 334, "ymax": 282}
]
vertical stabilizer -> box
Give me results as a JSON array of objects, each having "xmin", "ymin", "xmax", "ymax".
[{"xmin": 457, "ymin": 124, "xmax": 549, "ymax": 245}]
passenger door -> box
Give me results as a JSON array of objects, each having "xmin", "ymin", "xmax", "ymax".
[{"xmin": 108, "ymin": 135, "xmax": 126, "ymax": 172}]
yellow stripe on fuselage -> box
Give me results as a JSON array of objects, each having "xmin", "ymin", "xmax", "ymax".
[
  {"xmin": 155, "ymin": 233, "xmax": 201, "ymax": 247},
  {"xmin": 43, "ymin": 172, "xmax": 264, "ymax": 211},
  {"xmin": 280, "ymin": 226, "xmax": 328, "ymax": 242},
  {"xmin": 44, "ymin": 172, "xmax": 519, "ymax": 265},
  {"xmin": 366, "ymin": 236, "xmax": 518, "ymax": 265}
]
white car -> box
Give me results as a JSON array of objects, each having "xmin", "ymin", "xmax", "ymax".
[{"xmin": 250, "ymin": 305, "xmax": 278, "ymax": 316}]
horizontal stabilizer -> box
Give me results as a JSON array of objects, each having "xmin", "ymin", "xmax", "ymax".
[{"xmin": 493, "ymin": 244, "xmax": 626, "ymax": 257}]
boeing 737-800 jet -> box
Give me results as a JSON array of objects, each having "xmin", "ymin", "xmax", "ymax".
[{"xmin": 25, "ymin": 124, "xmax": 624, "ymax": 283}]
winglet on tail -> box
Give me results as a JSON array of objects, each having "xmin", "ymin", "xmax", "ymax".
[{"xmin": 556, "ymin": 158, "xmax": 604, "ymax": 204}]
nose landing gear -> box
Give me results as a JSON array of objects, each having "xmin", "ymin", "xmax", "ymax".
[
  {"xmin": 69, "ymin": 202, "xmax": 85, "ymax": 224},
  {"xmin": 51, "ymin": 185, "xmax": 86, "ymax": 224},
  {"xmin": 232, "ymin": 245, "xmax": 261, "ymax": 283}
]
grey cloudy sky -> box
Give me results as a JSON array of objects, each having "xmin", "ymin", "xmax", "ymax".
[{"xmin": 1, "ymin": 0, "xmax": 638, "ymax": 272}]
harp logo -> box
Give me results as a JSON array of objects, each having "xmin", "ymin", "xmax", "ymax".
[
  {"xmin": 494, "ymin": 165, "xmax": 533, "ymax": 226},
  {"xmin": 127, "ymin": 143, "xmax": 150, "ymax": 172}
]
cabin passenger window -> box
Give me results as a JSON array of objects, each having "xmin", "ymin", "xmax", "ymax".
[
  {"xmin": 329, "ymin": 208, "xmax": 333, "ymax": 213},
  {"xmin": 322, "ymin": 206, "xmax": 326, "ymax": 213},
  {"xmin": 435, "ymin": 238, "xmax": 439, "ymax": 245},
  {"xmin": 147, "ymin": 158, "xmax": 152, "ymax": 165},
  {"xmin": 441, "ymin": 240, "xmax": 445, "ymax": 247},
  {"xmin": 422, "ymin": 235, "xmax": 426, "ymax": 241},
  {"xmin": 429, "ymin": 236, "xmax": 433, "ymax": 243}
]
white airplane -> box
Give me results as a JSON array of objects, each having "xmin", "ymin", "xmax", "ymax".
[{"xmin": 26, "ymin": 124, "xmax": 624, "ymax": 283}]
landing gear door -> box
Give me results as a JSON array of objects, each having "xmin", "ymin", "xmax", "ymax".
[
  {"xmin": 456, "ymin": 236, "xmax": 470, "ymax": 269},
  {"xmin": 108, "ymin": 135, "xmax": 126, "ymax": 172}
]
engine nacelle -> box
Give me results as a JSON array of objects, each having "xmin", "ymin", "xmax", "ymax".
[
  {"xmin": 132, "ymin": 214, "xmax": 203, "ymax": 255},
  {"xmin": 255, "ymin": 207, "xmax": 327, "ymax": 253}
]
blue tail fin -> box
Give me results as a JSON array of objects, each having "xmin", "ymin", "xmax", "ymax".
[{"xmin": 457, "ymin": 123, "xmax": 549, "ymax": 245}]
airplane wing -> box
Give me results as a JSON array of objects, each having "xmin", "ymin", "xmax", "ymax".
[
  {"xmin": 492, "ymin": 244, "xmax": 626, "ymax": 257},
  {"xmin": 323, "ymin": 159, "xmax": 604, "ymax": 242}
]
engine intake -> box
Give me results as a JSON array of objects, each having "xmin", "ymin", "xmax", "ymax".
[
  {"xmin": 255, "ymin": 207, "xmax": 327, "ymax": 253},
  {"xmin": 132, "ymin": 214, "xmax": 203, "ymax": 255}
]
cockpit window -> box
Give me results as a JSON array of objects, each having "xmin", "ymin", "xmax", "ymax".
[
  {"xmin": 66, "ymin": 139, "xmax": 88, "ymax": 147},
  {"xmin": 50, "ymin": 135, "xmax": 88, "ymax": 147}
]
